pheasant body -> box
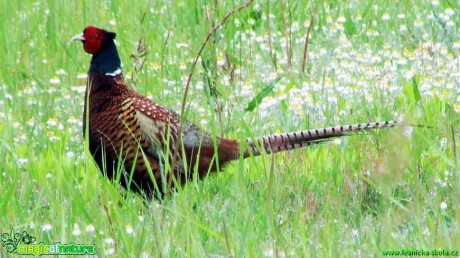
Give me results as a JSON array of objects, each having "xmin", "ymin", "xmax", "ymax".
[{"xmin": 73, "ymin": 26, "xmax": 396, "ymax": 199}]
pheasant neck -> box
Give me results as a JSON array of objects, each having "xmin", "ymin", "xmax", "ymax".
[{"xmin": 89, "ymin": 40, "xmax": 121, "ymax": 75}]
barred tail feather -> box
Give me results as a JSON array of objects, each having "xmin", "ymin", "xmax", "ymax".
[{"xmin": 243, "ymin": 121, "xmax": 397, "ymax": 158}]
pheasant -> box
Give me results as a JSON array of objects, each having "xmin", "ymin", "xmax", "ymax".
[{"xmin": 71, "ymin": 26, "xmax": 397, "ymax": 199}]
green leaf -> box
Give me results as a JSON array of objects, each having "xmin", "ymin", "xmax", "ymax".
[
  {"xmin": 412, "ymin": 74, "xmax": 422, "ymax": 103},
  {"xmin": 245, "ymin": 75, "xmax": 283, "ymax": 112}
]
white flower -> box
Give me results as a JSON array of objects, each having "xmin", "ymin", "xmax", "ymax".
[
  {"xmin": 381, "ymin": 13, "xmax": 390, "ymax": 21},
  {"xmin": 66, "ymin": 151, "xmax": 75, "ymax": 158},
  {"xmin": 337, "ymin": 16, "xmax": 346, "ymax": 23},
  {"xmin": 399, "ymin": 25, "xmax": 408, "ymax": 33},
  {"xmin": 42, "ymin": 224, "xmax": 52, "ymax": 232},
  {"xmin": 77, "ymin": 73, "xmax": 87, "ymax": 79},
  {"xmin": 18, "ymin": 158, "xmax": 29, "ymax": 166},
  {"xmin": 414, "ymin": 19, "xmax": 423, "ymax": 27},
  {"xmin": 105, "ymin": 248, "xmax": 115, "ymax": 255},
  {"xmin": 49, "ymin": 77, "xmax": 61, "ymax": 85},
  {"xmin": 126, "ymin": 224, "xmax": 134, "ymax": 235},
  {"xmin": 72, "ymin": 223, "xmax": 81, "ymax": 236},
  {"xmin": 175, "ymin": 42, "xmax": 189, "ymax": 48},
  {"xmin": 440, "ymin": 201, "xmax": 447, "ymax": 210},
  {"xmin": 86, "ymin": 224, "xmax": 95, "ymax": 233},
  {"xmin": 104, "ymin": 238, "xmax": 115, "ymax": 245},
  {"xmin": 444, "ymin": 8, "xmax": 454, "ymax": 16},
  {"xmin": 56, "ymin": 69, "xmax": 67, "ymax": 75},
  {"xmin": 47, "ymin": 118, "xmax": 59, "ymax": 126}
]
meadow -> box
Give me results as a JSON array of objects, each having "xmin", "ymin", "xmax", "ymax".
[{"xmin": 0, "ymin": 0, "xmax": 459, "ymax": 256}]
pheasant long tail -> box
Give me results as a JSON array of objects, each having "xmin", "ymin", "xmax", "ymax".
[{"xmin": 243, "ymin": 121, "xmax": 397, "ymax": 158}]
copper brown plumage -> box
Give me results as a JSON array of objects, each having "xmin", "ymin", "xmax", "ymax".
[{"xmin": 72, "ymin": 26, "xmax": 397, "ymax": 199}]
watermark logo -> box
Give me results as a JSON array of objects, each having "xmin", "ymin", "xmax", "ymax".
[{"xmin": 1, "ymin": 229, "xmax": 95, "ymax": 256}]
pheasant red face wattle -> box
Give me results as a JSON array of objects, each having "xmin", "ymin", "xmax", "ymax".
[
  {"xmin": 71, "ymin": 26, "xmax": 116, "ymax": 54},
  {"xmin": 81, "ymin": 26, "xmax": 103, "ymax": 54}
]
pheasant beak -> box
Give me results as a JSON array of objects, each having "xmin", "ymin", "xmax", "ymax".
[{"xmin": 70, "ymin": 33, "xmax": 85, "ymax": 42}]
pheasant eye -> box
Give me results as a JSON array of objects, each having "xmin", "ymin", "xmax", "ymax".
[{"xmin": 92, "ymin": 33, "xmax": 98, "ymax": 39}]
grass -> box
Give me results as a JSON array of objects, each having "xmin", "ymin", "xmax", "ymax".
[{"xmin": 1, "ymin": 0, "xmax": 459, "ymax": 256}]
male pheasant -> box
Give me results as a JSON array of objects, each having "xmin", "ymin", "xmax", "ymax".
[{"xmin": 72, "ymin": 26, "xmax": 396, "ymax": 199}]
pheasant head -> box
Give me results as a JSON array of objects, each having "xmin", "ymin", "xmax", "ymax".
[{"xmin": 71, "ymin": 26, "xmax": 121, "ymax": 75}]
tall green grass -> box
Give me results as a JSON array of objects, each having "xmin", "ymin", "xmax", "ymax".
[{"xmin": 1, "ymin": 0, "xmax": 459, "ymax": 256}]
